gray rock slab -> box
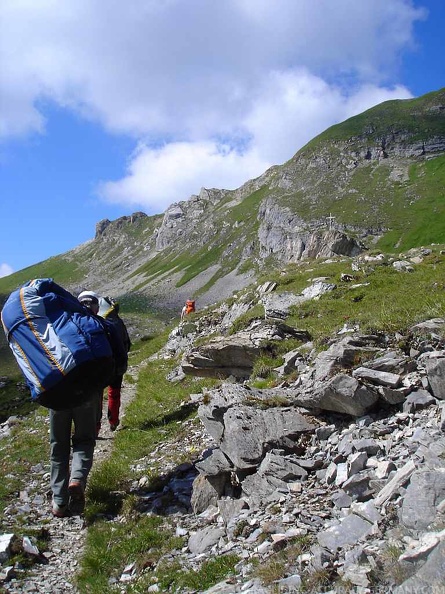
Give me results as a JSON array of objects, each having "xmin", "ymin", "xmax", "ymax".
[
  {"xmin": 342, "ymin": 471, "xmax": 374, "ymax": 501},
  {"xmin": 188, "ymin": 525, "xmax": 226, "ymax": 554},
  {"xmin": 374, "ymin": 460, "xmax": 416, "ymax": 507},
  {"xmin": 313, "ymin": 335, "xmax": 383, "ymax": 382},
  {"xmin": 348, "ymin": 451, "xmax": 368, "ymax": 476},
  {"xmin": 410, "ymin": 318, "xmax": 445, "ymax": 335},
  {"xmin": 317, "ymin": 514, "xmax": 374, "ymax": 552},
  {"xmin": 0, "ymin": 533, "xmax": 16, "ymax": 563},
  {"xmin": 195, "ymin": 449, "xmax": 233, "ymax": 476},
  {"xmin": 262, "ymin": 291, "xmax": 306, "ymax": 319},
  {"xmin": 425, "ymin": 356, "xmax": 445, "ymax": 400},
  {"xmin": 182, "ymin": 335, "xmax": 262, "ymax": 378},
  {"xmin": 350, "ymin": 500, "xmax": 381, "ymax": 524},
  {"xmin": 191, "ymin": 474, "xmax": 226, "ymax": 514},
  {"xmin": 403, "ymin": 389, "xmax": 436, "ymax": 413},
  {"xmin": 219, "ymin": 406, "xmax": 316, "ymax": 469},
  {"xmin": 242, "ymin": 472, "xmax": 287, "ymax": 507},
  {"xmin": 331, "ymin": 490, "xmax": 353, "ymax": 509},
  {"xmin": 352, "ymin": 366, "xmax": 401, "ymax": 388},
  {"xmin": 311, "ymin": 374, "xmax": 379, "ymax": 417},
  {"xmin": 400, "ymin": 468, "xmax": 445, "ymax": 530},
  {"xmin": 364, "ymin": 352, "xmax": 416, "ymax": 375},
  {"xmin": 379, "ymin": 385, "xmax": 409, "ymax": 404},
  {"xmin": 218, "ymin": 498, "xmax": 249, "ymax": 527},
  {"xmin": 393, "ymin": 540, "xmax": 445, "ymax": 594},
  {"xmin": 352, "ymin": 438, "xmax": 381, "ymax": 456},
  {"xmin": 259, "ymin": 451, "xmax": 308, "ymax": 481}
]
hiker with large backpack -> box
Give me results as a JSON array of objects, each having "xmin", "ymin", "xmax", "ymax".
[
  {"xmin": 1, "ymin": 279, "xmax": 128, "ymax": 517},
  {"xmin": 97, "ymin": 295, "xmax": 131, "ymax": 433},
  {"xmin": 48, "ymin": 291, "xmax": 103, "ymax": 516}
]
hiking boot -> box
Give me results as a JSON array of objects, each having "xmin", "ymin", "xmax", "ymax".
[
  {"xmin": 68, "ymin": 481, "xmax": 85, "ymax": 514},
  {"xmin": 52, "ymin": 501, "xmax": 69, "ymax": 518}
]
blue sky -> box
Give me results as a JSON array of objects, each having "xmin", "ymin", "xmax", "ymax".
[{"xmin": 0, "ymin": 0, "xmax": 444, "ymax": 277}]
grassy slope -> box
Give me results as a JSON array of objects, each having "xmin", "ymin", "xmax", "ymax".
[
  {"xmin": 77, "ymin": 242, "xmax": 444, "ymax": 594},
  {"xmin": 275, "ymin": 88, "xmax": 445, "ymax": 240},
  {"xmin": 304, "ymin": 88, "xmax": 445, "ymax": 147},
  {"xmin": 376, "ymin": 154, "xmax": 445, "ymax": 250}
]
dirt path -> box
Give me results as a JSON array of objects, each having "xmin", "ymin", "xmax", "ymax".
[{"xmin": 2, "ymin": 366, "xmax": 139, "ymax": 594}]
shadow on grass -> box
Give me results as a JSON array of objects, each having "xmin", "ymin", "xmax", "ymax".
[
  {"xmin": 139, "ymin": 402, "xmax": 198, "ymax": 430},
  {"xmin": 0, "ymin": 378, "xmax": 38, "ymax": 423}
]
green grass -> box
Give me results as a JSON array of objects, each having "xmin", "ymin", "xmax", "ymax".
[
  {"xmin": 303, "ymin": 88, "xmax": 445, "ymax": 150},
  {"xmin": 0, "ymin": 256, "xmax": 87, "ymax": 299},
  {"xmin": 0, "ymin": 407, "xmax": 48, "ymax": 516},
  {"xmin": 154, "ymin": 554, "xmax": 240, "ymax": 593},
  {"xmin": 76, "ymin": 515, "xmax": 184, "ymax": 594},
  {"xmin": 176, "ymin": 243, "xmax": 226, "ymax": 287},
  {"xmin": 283, "ymin": 251, "xmax": 445, "ymax": 343},
  {"xmin": 376, "ymin": 155, "xmax": 445, "ymax": 251}
]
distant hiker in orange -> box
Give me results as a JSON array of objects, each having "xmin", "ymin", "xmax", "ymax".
[{"xmin": 180, "ymin": 299, "xmax": 196, "ymax": 322}]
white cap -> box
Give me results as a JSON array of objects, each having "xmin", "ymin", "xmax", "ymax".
[{"xmin": 78, "ymin": 290, "xmax": 99, "ymax": 305}]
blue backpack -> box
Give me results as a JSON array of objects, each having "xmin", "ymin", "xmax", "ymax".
[{"xmin": 1, "ymin": 278, "xmax": 118, "ymax": 410}]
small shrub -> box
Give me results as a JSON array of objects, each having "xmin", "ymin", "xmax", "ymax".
[
  {"xmin": 255, "ymin": 555, "xmax": 286, "ymax": 586},
  {"xmin": 300, "ymin": 567, "xmax": 331, "ymax": 592},
  {"xmin": 244, "ymin": 394, "xmax": 291, "ymax": 409},
  {"xmin": 252, "ymin": 357, "xmax": 278, "ymax": 379},
  {"xmin": 370, "ymin": 543, "xmax": 413, "ymax": 588},
  {"xmin": 233, "ymin": 519, "xmax": 250, "ymax": 538}
]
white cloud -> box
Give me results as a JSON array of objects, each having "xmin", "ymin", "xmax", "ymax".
[
  {"xmin": 0, "ymin": 263, "xmax": 14, "ymax": 278},
  {"xmin": 98, "ymin": 141, "xmax": 270, "ymax": 211},
  {"xmin": 98, "ymin": 75, "xmax": 412, "ymax": 211},
  {"xmin": 0, "ymin": 0, "xmax": 426, "ymax": 209},
  {"xmin": 0, "ymin": 0, "xmax": 425, "ymax": 140}
]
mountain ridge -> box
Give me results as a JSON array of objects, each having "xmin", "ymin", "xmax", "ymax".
[{"xmin": 1, "ymin": 87, "xmax": 444, "ymax": 313}]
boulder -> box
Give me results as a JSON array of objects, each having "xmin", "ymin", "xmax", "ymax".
[
  {"xmin": 191, "ymin": 474, "xmax": 227, "ymax": 514},
  {"xmin": 394, "ymin": 540, "xmax": 445, "ymax": 593},
  {"xmin": 425, "ymin": 355, "xmax": 445, "ymax": 400},
  {"xmin": 317, "ymin": 514, "xmax": 375, "ymax": 552},
  {"xmin": 400, "ymin": 469, "xmax": 445, "ymax": 531},
  {"xmin": 303, "ymin": 374, "xmax": 379, "ymax": 417},
  {"xmin": 218, "ymin": 406, "xmax": 317, "ymax": 469},
  {"xmin": 182, "ymin": 321, "xmax": 310, "ymax": 378},
  {"xmin": 313, "ymin": 335, "xmax": 385, "ymax": 381},
  {"xmin": 188, "ymin": 525, "xmax": 226, "ymax": 554},
  {"xmin": 352, "ymin": 367, "xmax": 402, "ymax": 388}
]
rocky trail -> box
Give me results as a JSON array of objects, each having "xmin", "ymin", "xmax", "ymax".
[{"xmin": 0, "ymin": 367, "xmax": 138, "ymax": 594}]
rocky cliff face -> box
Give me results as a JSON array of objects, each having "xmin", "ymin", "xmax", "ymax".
[
  {"xmin": 257, "ymin": 199, "xmax": 364, "ymax": 262},
  {"xmin": 155, "ymin": 188, "xmax": 229, "ymax": 252}
]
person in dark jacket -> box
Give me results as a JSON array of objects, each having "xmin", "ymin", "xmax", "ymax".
[{"xmin": 98, "ymin": 296, "xmax": 131, "ymax": 432}]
